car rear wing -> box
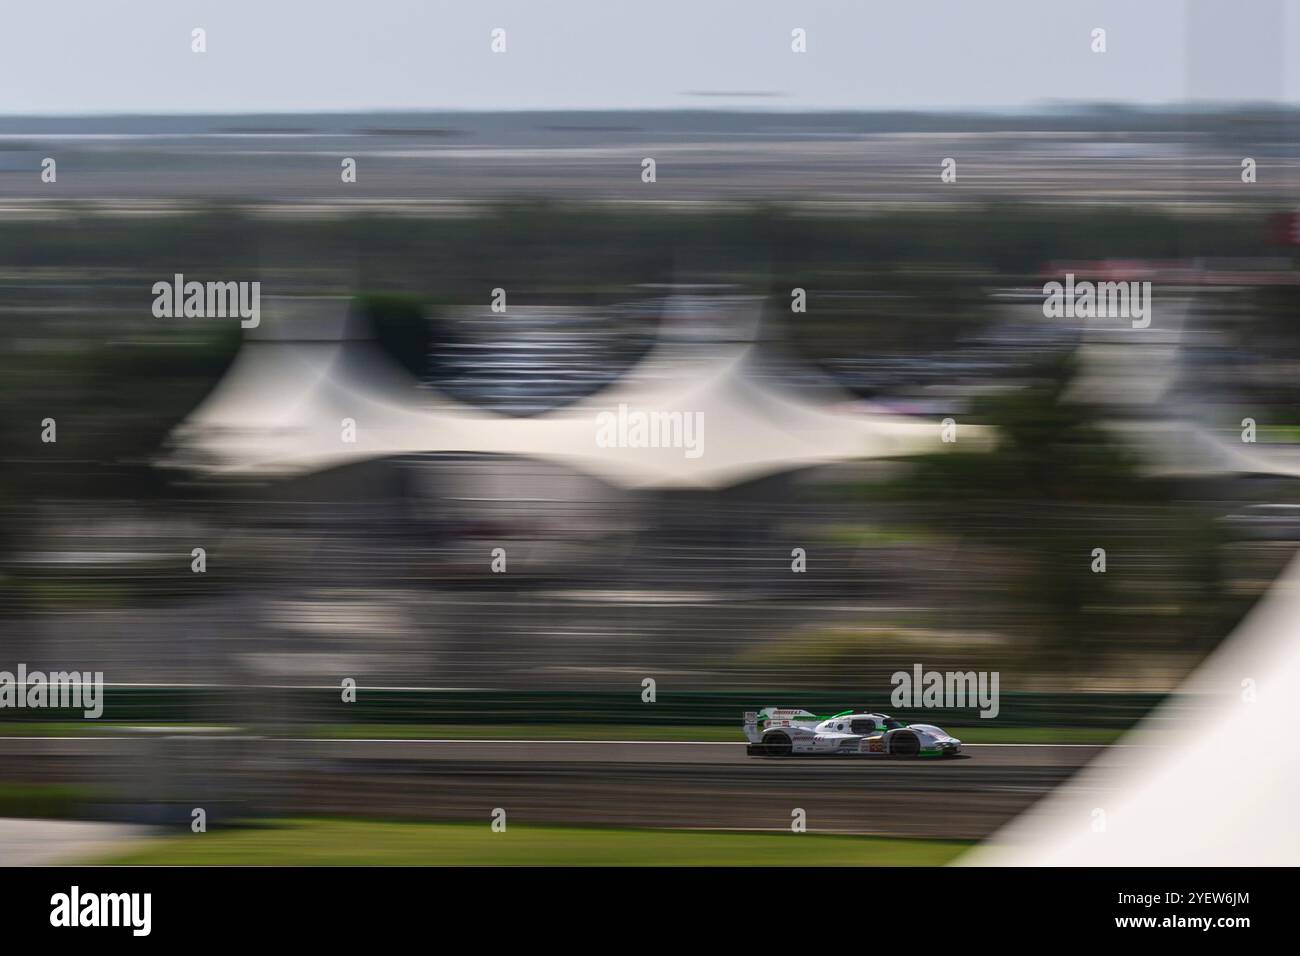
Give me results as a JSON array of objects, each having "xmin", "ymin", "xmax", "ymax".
[{"xmin": 744, "ymin": 707, "xmax": 819, "ymax": 743}]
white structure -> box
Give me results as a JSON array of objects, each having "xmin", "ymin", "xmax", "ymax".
[
  {"xmin": 162, "ymin": 295, "xmax": 988, "ymax": 488},
  {"xmin": 966, "ymin": 546, "xmax": 1300, "ymax": 866}
]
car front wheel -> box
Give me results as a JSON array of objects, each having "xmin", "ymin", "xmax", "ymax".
[{"xmin": 890, "ymin": 731, "xmax": 920, "ymax": 756}]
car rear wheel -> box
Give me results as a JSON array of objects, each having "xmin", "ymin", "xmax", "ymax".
[
  {"xmin": 763, "ymin": 731, "xmax": 792, "ymax": 757},
  {"xmin": 890, "ymin": 731, "xmax": 920, "ymax": 756}
]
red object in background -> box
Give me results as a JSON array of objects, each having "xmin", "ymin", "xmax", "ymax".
[{"xmin": 1271, "ymin": 212, "xmax": 1300, "ymax": 246}]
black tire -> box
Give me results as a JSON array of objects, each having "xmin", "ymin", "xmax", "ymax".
[
  {"xmin": 762, "ymin": 731, "xmax": 793, "ymax": 757},
  {"xmin": 890, "ymin": 731, "xmax": 920, "ymax": 757}
]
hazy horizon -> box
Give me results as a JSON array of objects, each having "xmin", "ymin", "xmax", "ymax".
[
  {"xmin": 3, "ymin": 99, "xmax": 1300, "ymax": 122},
  {"xmin": 0, "ymin": 0, "xmax": 1294, "ymax": 115}
]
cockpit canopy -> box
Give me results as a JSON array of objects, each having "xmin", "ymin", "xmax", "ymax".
[{"xmin": 819, "ymin": 712, "xmax": 911, "ymax": 734}]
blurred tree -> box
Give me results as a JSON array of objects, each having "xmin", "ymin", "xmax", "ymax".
[
  {"xmin": 881, "ymin": 355, "xmax": 1234, "ymax": 669},
  {"xmin": 360, "ymin": 293, "xmax": 439, "ymax": 379}
]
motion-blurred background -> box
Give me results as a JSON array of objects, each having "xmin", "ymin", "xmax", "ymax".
[{"xmin": 1, "ymin": 0, "xmax": 1299, "ymax": 864}]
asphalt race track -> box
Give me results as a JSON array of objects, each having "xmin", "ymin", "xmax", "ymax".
[{"xmin": 1, "ymin": 737, "xmax": 1112, "ymax": 839}]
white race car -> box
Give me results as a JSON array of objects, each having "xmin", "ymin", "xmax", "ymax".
[{"xmin": 744, "ymin": 707, "xmax": 963, "ymax": 757}]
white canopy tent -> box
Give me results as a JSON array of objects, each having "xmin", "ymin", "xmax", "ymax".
[{"xmin": 163, "ymin": 295, "xmax": 989, "ymax": 488}]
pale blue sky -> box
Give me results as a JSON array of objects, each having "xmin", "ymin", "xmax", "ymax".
[{"xmin": 0, "ymin": 0, "xmax": 1293, "ymax": 115}]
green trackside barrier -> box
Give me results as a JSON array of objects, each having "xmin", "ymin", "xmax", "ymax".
[
  {"xmin": 0, "ymin": 686, "xmax": 1176, "ymax": 730},
  {"xmin": 295, "ymin": 688, "xmax": 1175, "ymax": 729}
]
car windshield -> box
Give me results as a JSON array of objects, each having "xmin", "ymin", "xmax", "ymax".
[{"xmin": 882, "ymin": 718, "xmax": 909, "ymax": 730}]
